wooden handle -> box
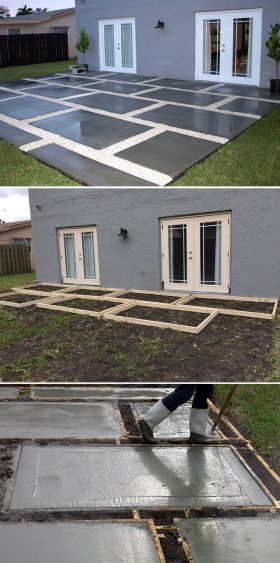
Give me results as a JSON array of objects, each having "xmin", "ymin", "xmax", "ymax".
[{"xmin": 211, "ymin": 385, "xmax": 238, "ymax": 432}]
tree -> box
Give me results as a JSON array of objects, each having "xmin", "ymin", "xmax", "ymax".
[
  {"xmin": 16, "ymin": 5, "xmax": 34, "ymax": 16},
  {"xmin": 266, "ymin": 23, "xmax": 280, "ymax": 81},
  {"xmin": 0, "ymin": 5, "xmax": 10, "ymax": 18},
  {"xmin": 76, "ymin": 28, "xmax": 90, "ymax": 66}
]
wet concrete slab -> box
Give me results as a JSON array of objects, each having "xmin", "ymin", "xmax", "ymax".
[
  {"xmin": 117, "ymin": 131, "xmax": 220, "ymax": 176},
  {"xmin": 0, "ymin": 401, "xmax": 121, "ymax": 439},
  {"xmin": 30, "ymin": 144, "xmax": 154, "ymax": 186},
  {"xmin": 10, "ymin": 445, "xmax": 272, "ymax": 510},
  {"xmin": 86, "ymin": 81, "xmax": 153, "ymax": 94},
  {"xmin": 211, "ymin": 84, "xmax": 280, "ymax": 100},
  {"xmin": 31, "ymin": 386, "xmax": 173, "ymax": 400},
  {"xmin": 0, "ymin": 121, "xmax": 41, "ymax": 146},
  {"xmin": 0, "ymin": 90, "xmax": 22, "ymax": 101},
  {"xmin": 0, "ymin": 521, "xmax": 159, "ymax": 563},
  {"xmin": 139, "ymin": 88, "xmax": 226, "ymax": 106},
  {"xmin": 133, "ymin": 402, "xmax": 218, "ymax": 439},
  {"xmin": 222, "ymin": 97, "xmax": 278, "ymax": 116},
  {"xmin": 44, "ymin": 76, "xmax": 101, "ymax": 86},
  {"xmin": 107, "ymin": 73, "xmax": 156, "ymax": 83},
  {"xmin": 70, "ymin": 92, "xmax": 154, "ymax": 114},
  {"xmin": 136, "ymin": 104, "xmax": 256, "ymax": 139},
  {"xmin": 149, "ymin": 79, "xmax": 215, "ymax": 91},
  {"xmin": 0, "ymin": 80, "xmax": 42, "ymax": 90},
  {"xmin": 24, "ymin": 84, "xmax": 91, "ymax": 98},
  {"xmin": 177, "ymin": 515, "xmax": 280, "ymax": 563},
  {"xmin": 0, "ymin": 387, "xmax": 19, "ymax": 399},
  {"xmin": 34, "ymin": 109, "xmax": 151, "ymax": 149},
  {"xmin": 0, "ymin": 96, "xmax": 64, "ymax": 119}
]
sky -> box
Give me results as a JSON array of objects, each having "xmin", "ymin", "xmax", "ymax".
[
  {"xmin": 4, "ymin": 1, "xmax": 75, "ymax": 17},
  {"xmin": 0, "ymin": 188, "xmax": 30, "ymax": 222}
]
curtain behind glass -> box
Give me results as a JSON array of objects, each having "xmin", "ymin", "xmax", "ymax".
[
  {"xmin": 64, "ymin": 234, "xmax": 76, "ymax": 279},
  {"xmin": 104, "ymin": 24, "xmax": 115, "ymax": 67},
  {"xmin": 121, "ymin": 23, "xmax": 133, "ymax": 68},
  {"xmin": 82, "ymin": 232, "xmax": 96, "ymax": 279}
]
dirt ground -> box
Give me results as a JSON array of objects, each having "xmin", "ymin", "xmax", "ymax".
[{"xmin": 0, "ymin": 305, "xmax": 276, "ymax": 382}]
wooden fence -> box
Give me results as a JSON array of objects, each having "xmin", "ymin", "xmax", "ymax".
[
  {"xmin": 0, "ymin": 244, "xmax": 31, "ymax": 275},
  {"xmin": 0, "ymin": 33, "xmax": 68, "ymax": 67}
]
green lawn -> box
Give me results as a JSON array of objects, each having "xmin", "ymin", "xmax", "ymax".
[
  {"xmin": 0, "ymin": 58, "xmax": 77, "ymax": 82},
  {"xmin": 0, "ymin": 272, "xmax": 36, "ymax": 292},
  {"xmin": 214, "ymin": 384, "xmax": 280, "ymax": 474},
  {"xmin": 174, "ymin": 105, "xmax": 280, "ymax": 186}
]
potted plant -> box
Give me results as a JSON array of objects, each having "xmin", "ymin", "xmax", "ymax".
[
  {"xmin": 266, "ymin": 23, "xmax": 280, "ymax": 93},
  {"xmin": 75, "ymin": 28, "xmax": 90, "ymax": 73}
]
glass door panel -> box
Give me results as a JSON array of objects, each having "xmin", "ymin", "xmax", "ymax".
[
  {"xmin": 104, "ymin": 24, "xmax": 115, "ymax": 68},
  {"xmin": 203, "ymin": 19, "xmax": 221, "ymax": 76},
  {"xmin": 232, "ymin": 18, "xmax": 253, "ymax": 78},
  {"xmin": 200, "ymin": 221, "xmax": 221, "ymax": 286},
  {"xmin": 63, "ymin": 233, "xmax": 77, "ymax": 280},
  {"xmin": 121, "ymin": 23, "xmax": 133, "ymax": 69},
  {"xmin": 99, "ymin": 18, "xmax": 136, "ymax": 73},
  {"xmin": 81, "ymin": 231, "xmax": 96, "ymax": 280},
  {"xmin": 59, "ymin": 227, "xmax": 100, "ymax": 285},
  {"xmin": 168, "ymin": 224, "xmax": 188, "ymax": 284}
]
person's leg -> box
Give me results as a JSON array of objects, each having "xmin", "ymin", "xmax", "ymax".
[
  {"xmin": 189, "ymin": 384, "xmax": 214, "ymax": 443},
  {"xmin": 139, "ymin": 385, "xmax": 196, "ymax": 443}
]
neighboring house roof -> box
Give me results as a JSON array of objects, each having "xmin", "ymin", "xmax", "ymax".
[
  {"xmin": 0, "ymin": 8, "xmax": 75, "ymax": 25},
  {"xmin": 0, "ymin": 221, "xmax": 31, "ymax": 232}
]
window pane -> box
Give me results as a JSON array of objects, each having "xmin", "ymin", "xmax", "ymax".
[
  {"xmin": 200, "ymin": 222, "xmax": 221, "ymax": 285},
  {"xmin": 168, "ymin": 225, "xmax": 187, "ymax": 284},
  {"xmin": 104, "ymin": 24, "xmax": 115, "ymax": 67},
  {"xmin": 8, "ymin": 29, "xmax": 21, "ymax": 35},
  {"xmin": 82, "ymin": 232, "xmax": 96, "ymax": 279},
  {"xmin": 232, "ymin": 18, "xmax": 253, "ymax": 77},
  {"xmin": 203, "ymin": 19, "xmax": 221, "ymax": 75},
  {"xmin": 52, "ymin": 26, "xmax": 68, "ymax": 34},
  {"xmin": 63, "ymin": 233, "xmax": 76, "ymax": 279},
  {"xmin": 121, "ymin": 23, "xmax": 133, "ymax": 68}
]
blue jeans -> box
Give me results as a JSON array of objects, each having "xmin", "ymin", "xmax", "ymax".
[{"xmin": 162, "ymin": 384, "xmax": 214, "ymax": 412}]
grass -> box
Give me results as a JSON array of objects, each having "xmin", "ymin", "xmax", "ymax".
[
  {"xmin": 173, "ymin": 105, "xmax": 280, "ymax": 186},
  {"xmin": 0, "ymin": 58, "xmax": 77, "ymax": 82},
  {"xmin": 214, "ymin": 384, "xmax": 280, "ymax": 474},
  {"xmin": 0, "ymin": 272, "xmax": 36, "ymax": 292}
]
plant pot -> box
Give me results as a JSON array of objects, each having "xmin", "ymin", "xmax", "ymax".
[
  {"xmin": 72, "ymin": 66, "xmax": 86, "ymax": 75},
  {"xmin": 84, "ymin": 64, "xmax": 88, "ymax": 72},
  {"xmin": 270, "ymin": 78, "xmax": 280, "ymax": 93}
]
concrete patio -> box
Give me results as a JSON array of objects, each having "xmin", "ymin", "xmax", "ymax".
[{"xmin": 0, "ymin": 72, "xmax": 279, "ymax": 186}]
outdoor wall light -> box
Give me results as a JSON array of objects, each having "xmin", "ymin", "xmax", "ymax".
[
  {"xmin": 35, "ymin": 205, "xmax": 41, "ymax": 210},
  {"xmin": 118, "ymin": 227, "xmax": 128, "ymax": 239},
  {"xmin": 155, "ymin": 20, "xmax": 165, "ymax": 29}
]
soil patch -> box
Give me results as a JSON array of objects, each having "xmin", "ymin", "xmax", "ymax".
[
  {"xmin": 58, "ymin": 299, "xmax": 121, "ymax": 312},
  {"xmin": 124, "ymin": 293, "xmax": 180, "ymax": 303},
  {"xmin": 160, "ymin": 530, "xmax": 187, "ymax": 562},
  {"xmin": 118, "ymin": 306, "xmax": 208, "ymax": 326},
  {"xmin": 117, "ymin": 402, "xmax": 140, "ymax": 436},
  {"xmin": 71, "ymin": 289, "xmax": 114, "ymax": 296},
  {"xmin": 190, "ymin": 298, "xmax": 274, "ymax": 314},
  {"xmin": 0, "ymin": 445, "xmax": 16, "ymax": 508},
  {"xmin": 27, "ymin": 285, "xmax": 65, "ymax": 292},
  {"xmin": 0, "ymin": 294, "xmax": 40, "ymax": 304}
]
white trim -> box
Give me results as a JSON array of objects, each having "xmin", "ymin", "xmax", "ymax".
[
  {"xmin": 99, "ymin": 18, "xmax": 136, "ymax": 74},
  {"xmin": 58, "ymin": 226, "xmax": 100, "ymax": 286}
]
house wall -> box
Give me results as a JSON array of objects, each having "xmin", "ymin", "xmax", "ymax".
[
  {"xmin": 29, "ymin": 189, "xmax": 280, "ymax": 297},
  {"xmin": 0, "ymin": 13, "xmax": 76, "ymax": 57},
  {"xmin": 75, "ymin": 0, "xmax": 278, "ymax": 87},
  {"xmin": 0, "ymin": 225, "xmax": 32, "ymax": 245}
]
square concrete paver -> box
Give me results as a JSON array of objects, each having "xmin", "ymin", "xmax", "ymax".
[
  {"xmin": 0, "ymin": 401, "xmax": 121, "ymax": 439},
  {"xmin": 0, "ymin": 91, "xmax": 23, "ymax": 101},
  {"xmin": 0, "ymin": 386, "xmax": 19, "ymax": 399},
  {"xmin": 133, "ymin": 402, "xmax": 218, "ymax": 439},
  {"xmin": 221, "ymin": 97, "xmax": 278, "ymax": 116},
  {"xmin": 70, "ymin": 92, "xmax": 154, "ymax": 114},
  {"xmin": 30, "ymin": 144, "xmax": 154, "ymax": 186},
  {"xmin": 33, "ymin": 109, "xmax": 151, "ymax": 149},
  {"xmin": 117, "ymin": 131, "xmax": 220, "ymax": 176},
  {"xmin": 177, "ymin": 515, "xmax": 280, "ymax": 563},
  {"xmin": 0, "ymin": 80, "xmax": 42, "ymax": 90},
  {"xmin": 0, "ymin": 122, "xmax": 41, "ymax": 146},
  {"xmin": 86, "ymin": 81, "xmax": 154, "ymax": 94},
  {"xmin": 24, "ymin": 84, "xmax": 92, "ymax": 98},
  {"xmin": 31, "ymin": 386, "xmax": 173, "ymax": 401},
  {"xmin": 44, "ymin": 76, "xmax": 101, "ymax": 87},
  {"xmin": 138, "ymin": 88, "xmax": 226, "ymax": 107},
  {"xmin": 9, "ymin": 445, "xmax": 272, "ymax": 510},
  {"xmin": 149, "ymin": 79, "xmax": 215, "ymax": 91},
  {"xmin": 0, "ymin": 521, "xmax": 159, "ymax": 563},
  {"xmin": 107, "ymin": 73, "xmax": 156, "ymax": 83},
  {"xmin": 0, "ymin": 96, "xmax": 64, "ymax": 119},
  {"xmin": 211, "ymin": 84, "xmax": 280, "ymax": 100},
  {"xmin": 136, "ymin": 104, "xmax": 256, "ymax": 139}
]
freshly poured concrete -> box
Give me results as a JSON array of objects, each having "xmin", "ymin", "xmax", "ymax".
[
  {"xmin": 133, "ymin": 402, "xmax": 218, "ymax": 439},
  {"xmin": 0, "ymin": 387, "xmax": 19, "ymax": 399},
  {"xmin": 177, "ymin": 515, "xmax": 280, "ymax": 563},
  {"xmin": 0, "ymin": 96, "xmax": 64, "ymax": 119},
  {"xmin": 0, "ymin": 122, "xmax": 41, "ymax": 146},
  {"xmin": 70, "ymin": 92, "xmax": 154, "ymax": 114},
  {"xmin": 30, "ymin": 386, "xmax": 173, "ymax": 400},
  {"xmin": 137, "ymin": 104, "xmax": 255, "ymax": 139},
  {"xmin": 0, "ymin": 521, "xmax": 159, "ymax": 563},
  {"xmin": 34, "ymin": 110, "xmax": 150, "ymax": 149},
  {"xmin": 10, "ymin": 445, "xmax": 271, "ymax": 510},
  {"xmin": 0, "ymin": 401, "xmax": 121, "ymax": 439},
  {"xmin": 30, "ymin": 144, "xmax": 153, "ymax": 186},
  {"xmin": 117, "ymin": 131, "xmax": 219, "ymax": 176}
]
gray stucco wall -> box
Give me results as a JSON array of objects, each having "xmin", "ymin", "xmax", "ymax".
[
  {"xmin": 29, "ymin": 189, "xmax": 280, "ymax": 297},
  {"xmin": 75, "ymin": 0, "xmax": 279, "ymax": 87}
]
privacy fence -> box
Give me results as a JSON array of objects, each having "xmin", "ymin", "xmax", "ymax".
[
  {"xmin": 0, "ymin": 244, "xmax": 31, "ymax": 275},
  {"xmin": 0, "ymin": 33, "xmax": 68, "ymax": 67}
]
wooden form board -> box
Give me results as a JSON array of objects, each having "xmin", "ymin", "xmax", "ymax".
[
  {"xmin": 179, "ymin": 294, "xmax": 278, "ymax": 320},
  {"xmin": 0, "ymin": 291, "xmax": 47, "ymax": 308}
]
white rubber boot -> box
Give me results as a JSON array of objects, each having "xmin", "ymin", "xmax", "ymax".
[
  {"xmin": 189, "ymin": 408, "xmax": 209, "ymax": 443},
  {"xmin": 139, "ymin": 400, "xmax": 171, "ymax": 443}
]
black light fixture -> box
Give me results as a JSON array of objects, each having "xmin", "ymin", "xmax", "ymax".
[
  {"xmin": 155, "ymin": 20, "xmax": 165, "ymax": 29},
  {"xmin": 118, "ymin": 227, "xmax": 128, "ymax": 239},
  {"xmin": 35, "ymin": 204, "xmax": 41, "ymax": 210}
]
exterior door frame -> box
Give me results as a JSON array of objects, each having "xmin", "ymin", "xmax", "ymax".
[
  {"xmin": 58, "ymin": 226, "xmax": 100, "ymax": 286},
  {"xmin": 195, "ymin": 9, "xmax": 262, "ymax": 86},
  {"xmin": 161, "ymin": 213, "xmax": 231, "ymax": 294},
  {"xmin": 99, "ymin": 17, "xmax": 137, "ymax": 73}
]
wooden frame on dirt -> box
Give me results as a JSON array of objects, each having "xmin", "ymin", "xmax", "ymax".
[
  {"xmin": 11, "ymin": 282, "xmax": 74, "ymax": 297},
  {"xmin": 179, "ymin": 294, "xmax": 278, "ymax": 320},
  {"xmin": 0, "ymin": 291, "xmax": 47, "ymax": 308},
  {"xmin": 36, "ymin": 295, "xmax": 133, "ymax": 319}
]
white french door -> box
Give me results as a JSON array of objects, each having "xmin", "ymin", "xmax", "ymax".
[
  {"xmin": 58, "ymin": 227, "xmax": 100, "ymax": 285},
  {"xmin": 161, "ymin": 213, "xmax": 230, "ymax": 293},
  {"xmin": 99, "ymin": 18, "xmax": 136, "ymax": 73},
  {"xmin": 195, "ymin": 10, "xmax": 262, "ymax": 85}
]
